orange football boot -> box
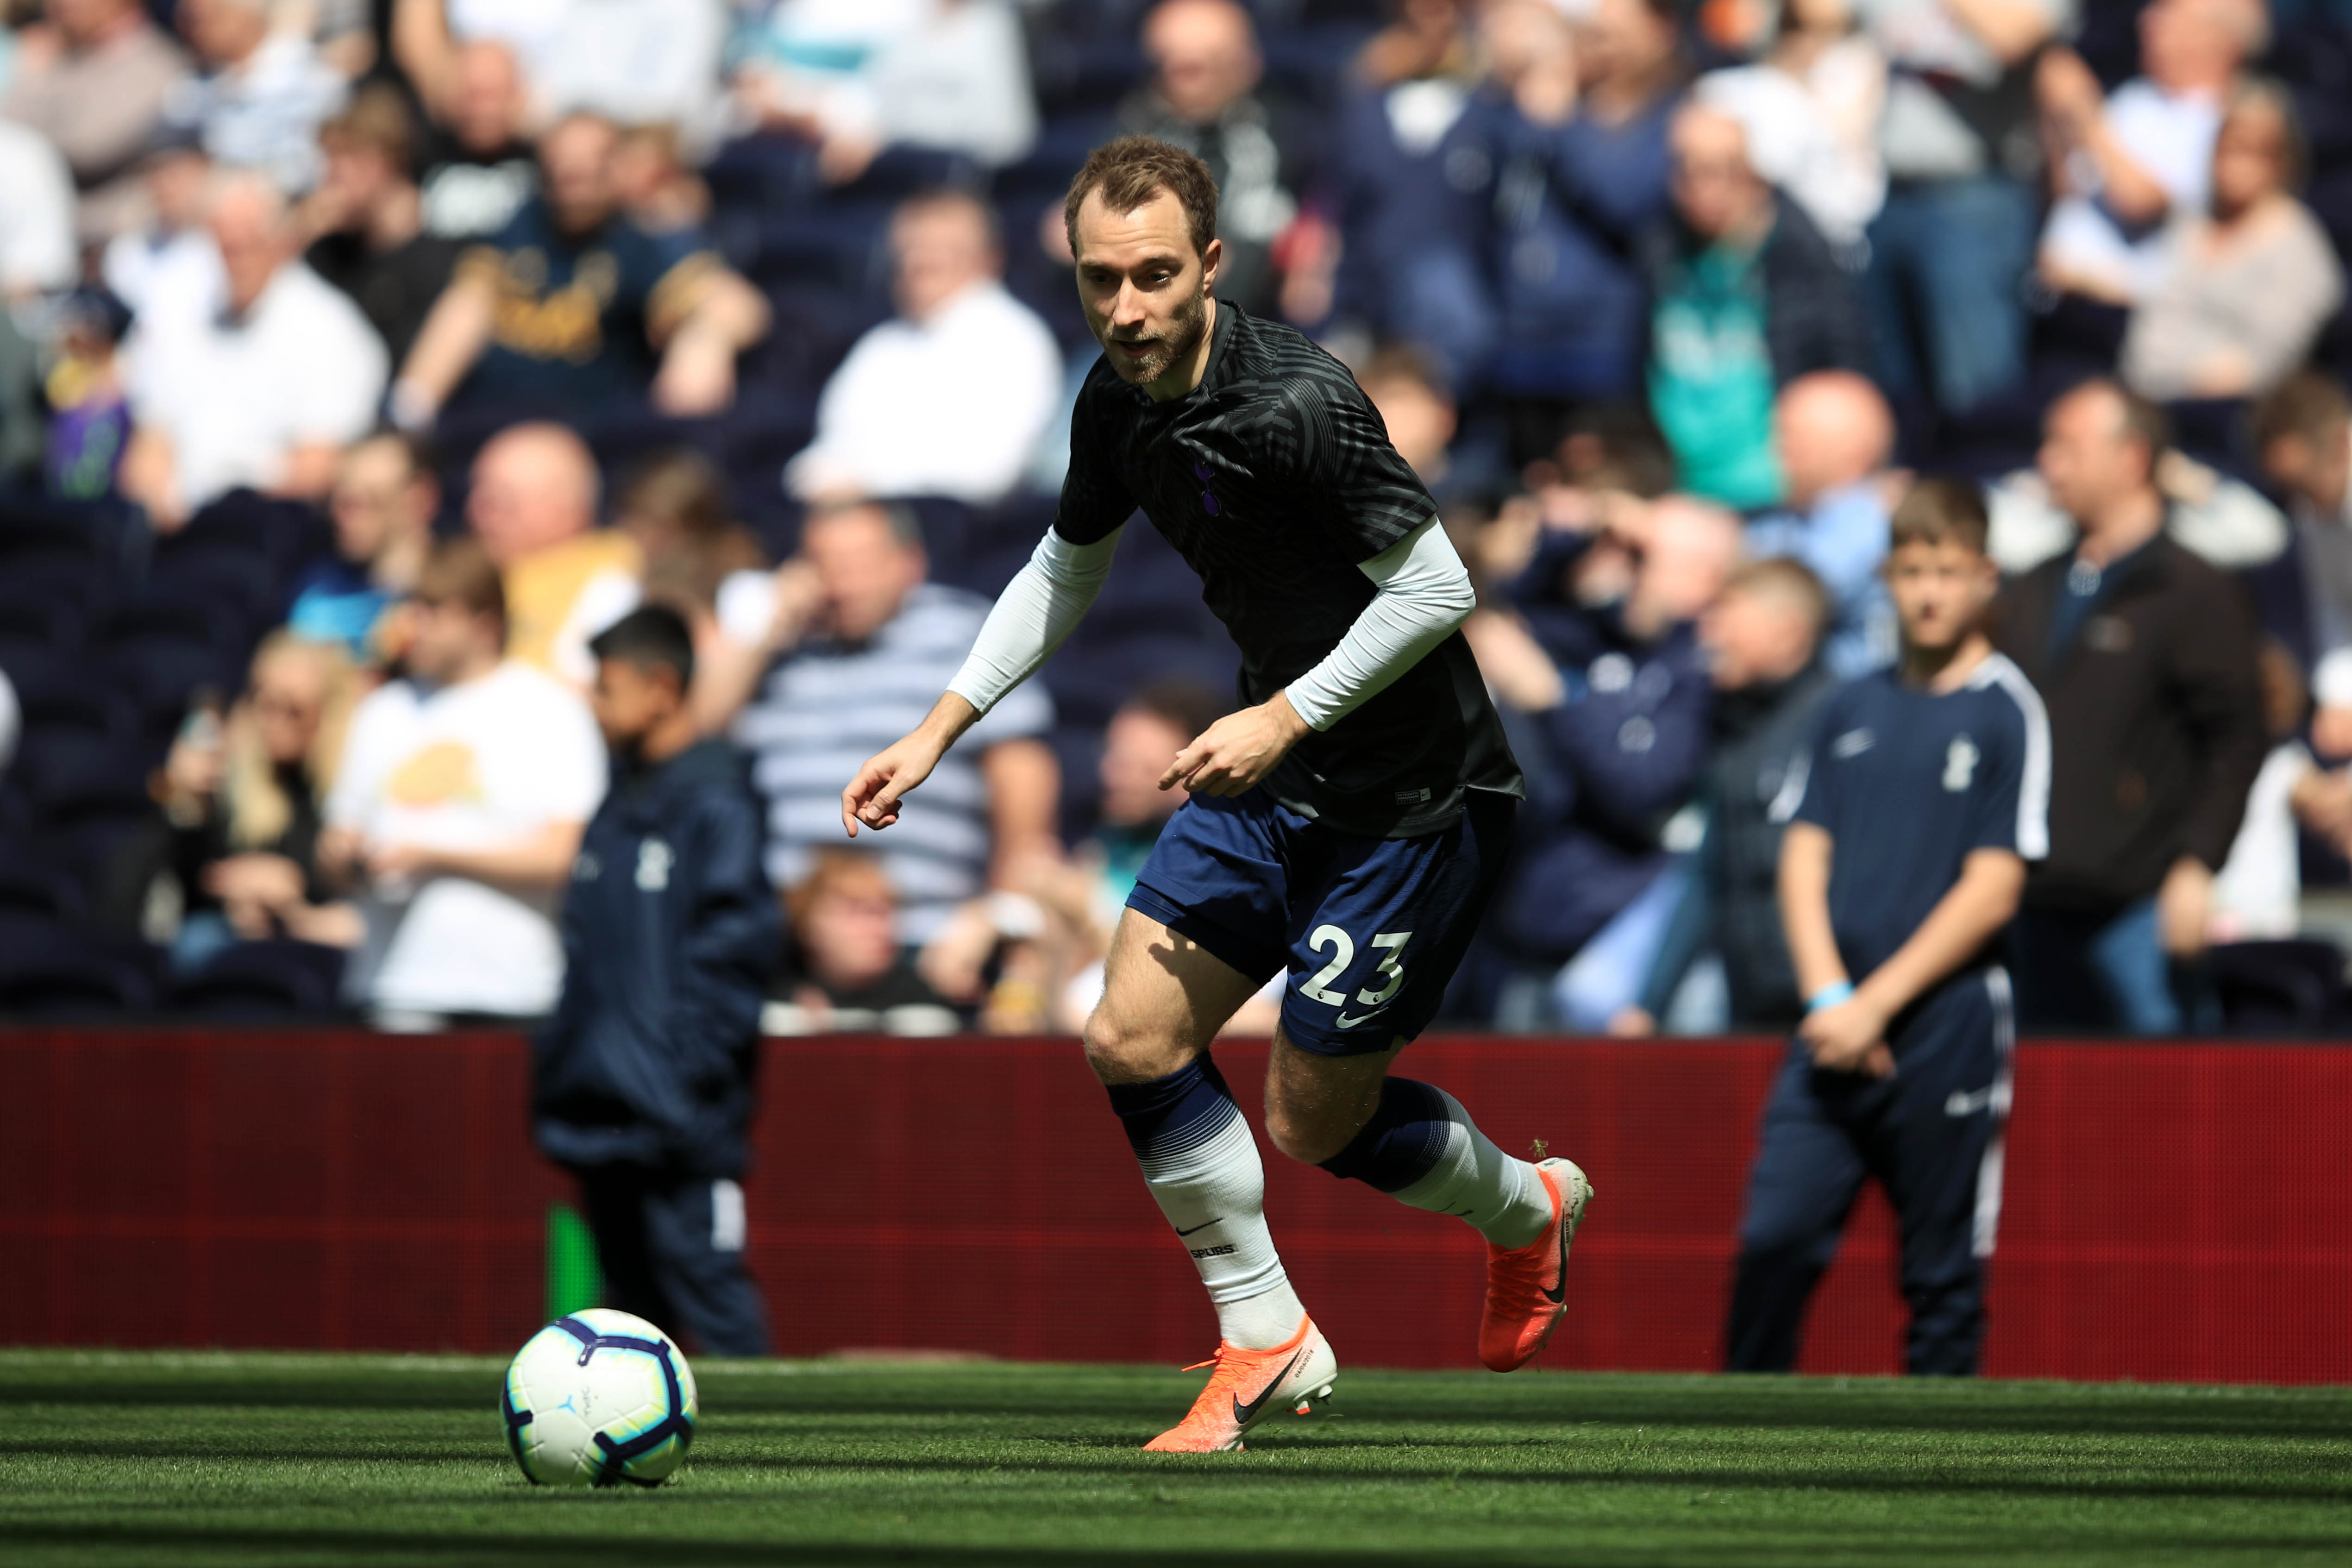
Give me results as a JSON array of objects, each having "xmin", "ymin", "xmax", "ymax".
[
  {"xmin": 1478, "ymin": 1157, "xmax": 1595, "ymax": 1373},
  {"xmin": 1142, "ymin": 1316, "xmax": 1337, "ymax": 1453}
]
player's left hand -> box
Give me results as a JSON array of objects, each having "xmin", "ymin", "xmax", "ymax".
[
  {"xmin": 1800, "ymin": 996, "xmax": 1895, "ymax": 1079},
  {"xmin": 1160, "ymin": 694, "xmax": 1311, "ymax": 797}
]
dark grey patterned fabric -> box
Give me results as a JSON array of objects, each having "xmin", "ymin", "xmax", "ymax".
[{"xmin": 1055, "ymin": 301, "xmax": 1522, "ymax": 838}]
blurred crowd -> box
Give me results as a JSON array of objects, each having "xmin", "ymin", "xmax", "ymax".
[{"xmin": 8, "ymin": 0, "xmax": 2352, "ymax": 1034}]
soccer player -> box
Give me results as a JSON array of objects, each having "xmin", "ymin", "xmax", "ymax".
[
  {"xmin": 840, "ymin": 137, "xmax": 1593, "ymax": 1450},
  {"xmin": 1725, "ymin": 478, "xmax": 2050, "ymax": 1376}
]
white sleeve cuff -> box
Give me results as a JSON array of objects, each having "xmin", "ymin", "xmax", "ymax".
[
  {"xmin": 945, "ymin": 526, "xmax": 1121, "ymax": 715},
  {"xmin": 1285, "ymin": 517, "xmax": 1474, "ymax": 731}
]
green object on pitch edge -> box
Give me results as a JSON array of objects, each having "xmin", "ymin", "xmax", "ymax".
[{"xmin": 543, "ymin": 1204, "xmax": 603, "ymax": 1320}]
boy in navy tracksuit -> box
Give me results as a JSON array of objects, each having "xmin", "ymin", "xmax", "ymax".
[
  {"xmin": 1726, "ymin": 479, "xmax": 2050, "ymax": 1376},
  {"xmin": 535, "ymin": 606, "xmax": 778, "ymax": 1356}
]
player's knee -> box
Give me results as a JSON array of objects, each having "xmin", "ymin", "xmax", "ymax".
[
  {"xmin": 1080, "ymin": 1005, "xmax": 1189, "ymax": 1084},
  {"xmin": 1261, "ymin": 1091, "xmax": 1360, "ymax": 1166}
]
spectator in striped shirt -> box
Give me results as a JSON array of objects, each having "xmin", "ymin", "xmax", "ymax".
[{"xmin": 725, "ymin": 502, "xmax": 1061, "ymax": 944}]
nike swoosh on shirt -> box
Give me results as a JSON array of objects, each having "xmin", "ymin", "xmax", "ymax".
[
  {"xmin": 1174, "ymin": 1218, "xmax": 1222, "ymax": 1236},
  {"xmin": 1335, "ymin": 1008, "xmax": 1391, "ymax": 1029},
  {"xmin": 1231, "ymin": 1349, "xmax": 1305, "ymax": 1427}
]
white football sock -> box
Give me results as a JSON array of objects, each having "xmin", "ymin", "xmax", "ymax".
[
  {"xmin": 1384, "ymin": 1089, "xmax": 1556, "ymax": 1249},
  {"xmin": 1217, "ymin": 1283, "xmax": 1309, "ymax": 1351},
  {"xmin": 1133, "ymin": 1095, "xmax": 1301, "ymax": 1349}
]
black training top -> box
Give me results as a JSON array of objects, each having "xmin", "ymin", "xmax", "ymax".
[{"xmin": 1054, "ymin": 300, "xmax": 1523, "ymax": 838}]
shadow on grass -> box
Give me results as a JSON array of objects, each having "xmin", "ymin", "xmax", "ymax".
[
  {"xmin": 8, "ymin": 1382, "xmax": 2349, "ymax": 1445},
  {"xmin": 2, "ymin": 1524, "xmax": 2348, "ymax": 1568},
  {"xmin": 5, "ymin": 1438, "xmax": 2348, "ymax": 1505}
]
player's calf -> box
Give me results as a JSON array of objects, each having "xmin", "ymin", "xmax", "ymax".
[{"xmin": 1261, "ymin": 1032, "xmax": 1398, "ymax": 1164}]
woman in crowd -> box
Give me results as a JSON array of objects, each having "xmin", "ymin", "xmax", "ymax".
[
  {"xmin": 2122, "ymin": 80, "xmax": 2344, "ymax": 401},
  {"xmin": 109, "ymin": 633, "xmax": 367, "ymax": 968}
]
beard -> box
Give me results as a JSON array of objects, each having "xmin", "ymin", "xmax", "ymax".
[{"xmin": 1099, "ymin": 279, "xmax": 1210, "ymax": 388}]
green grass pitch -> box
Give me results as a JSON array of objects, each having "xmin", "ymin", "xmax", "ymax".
[{"xmin": 2, "ymin": 1350, "xmax": 2348, "ymax": 1567}]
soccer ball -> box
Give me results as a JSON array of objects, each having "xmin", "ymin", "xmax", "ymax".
[{"xmin": 501, "ymin": 1309, "xmax": 699, "ymax": 1487}]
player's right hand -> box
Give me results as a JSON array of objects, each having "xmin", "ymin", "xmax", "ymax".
[{"xmin": 841, "ymin": 733, "xmax": 946, "ymax": 838}]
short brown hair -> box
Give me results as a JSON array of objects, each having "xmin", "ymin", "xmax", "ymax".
[
  {"xmin": 2068, "ymin": 376, "xmax": 2170, "ymax": 478},
  {"xmin": 1722, "ymin": 557, "xmax": 1831, "ymax": 640},
  {"xmin": 320, "ymin": 82, "xmax": 420, "ymax": 180},
  {"xmin": 2252, "ymin": 368, "xmax": 2350, "ymax": 454},
  {"xmin": 787, "ymin": 850, "xmax": 896, "ymax": 934},
  {"xmin": 615, "ymin": 448, "xmax": 733, "ymax": 543},
  {"xmin": 1064, "ymin": 135, "xmax": 1219, "ymax": 261},
  {"xmin": 1889, "ymin": 476, "xmax": 1991, "ymax": 557},
  {"xmin": 1121, "ymin": 679, "xmax": 1225, "ymax": 744},
  {"xmin": 414, "ymin": 536, "xmax": 506, "ymax": 626}
]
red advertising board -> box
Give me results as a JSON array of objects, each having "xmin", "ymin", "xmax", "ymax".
[{"xmin": 2, "ymin": 1032, "xmax": 2346, "ymax": 1383}]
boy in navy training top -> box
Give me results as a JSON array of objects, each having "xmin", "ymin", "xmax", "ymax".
[{"xmin": 1726, "ymin": 478, "xmax": 2051, "ymax": 1376}]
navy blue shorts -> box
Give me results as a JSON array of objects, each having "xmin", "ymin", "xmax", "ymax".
[{"xmin": 1126, "ymin": 787, "xmax": 1516, "ymax": 1056}]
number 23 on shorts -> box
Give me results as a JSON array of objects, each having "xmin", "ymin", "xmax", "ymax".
[{"xmin": 1301, "ymin": 925, "xmax": 1412, "ymax": 1028}]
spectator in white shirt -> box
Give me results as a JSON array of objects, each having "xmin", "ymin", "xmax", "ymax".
[
  {"xmin": 102, "ymin": 138, "xmax": 224, "ymax": 331},
  {"xmin": 395, "ymin": 0, "xmax": 728, "ymax": 151},
  {"xmin": 735, "ymin": 0, "xmax": 1036, "ymax": 182},
  {"xmin": 1696, "ymin": 0, "xmax": 1888, "ymax": 249},
  {"xmin": 0, "ymin": 119, "xmax": 76, "ymax": 299},
  {"xmin": 323, "ymin": 536, "xmax": 606, "ymax": 1025},
  {"xmin": 167, "ymin": 0, "xmax": 348, "ymax": 193},
  {"xmin": 785, "ymin": 188, "xmax": 1061, "ymax": 506},
  {"xmin": 119, "ymin": 170, "xmax": 388, "ymax": 529},
  {"xmin": 2035, "ymin": 0, "xmax": 2263, "ymax": 305}
]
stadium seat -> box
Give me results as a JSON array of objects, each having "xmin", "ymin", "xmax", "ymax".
[
  {"xmin": 21, "ymin": 740, "xmax": 164, "ymax": 891},
  {"xmin": 991, "ymin": 111, "xmax": 1116, "ymax": 209},
  {"xmin": 93, "ymin": 596, "xmax": 247, "ymax": 721},
  {"xmin": 149, "ymin": 540, "xmax": 293, "ymax": 635},
  {"xmin": 0, "ymin": 637, "xmax": 79, "ymax": 697},
  {"xmin": 12, "ymin": 666, "xmax": 141, "ymax": 740},
  {"xmin": 0, "ymin": 553, "xmax": 110, "ymax": 621},
  {"xmin": 0, "ymin": 841, "xmax": 86, "ymax": 926},
  {"xmin": 2209, "ymin": 939, "xmax": 2350, "ymax": 1034},
  {"xmin": 0, "ymin": 496, "xmax": 144, "ymax": 586},
  {"xmin": 836, "ymin": 145, "xmax": 983, "ymax": 203},
  {"xmin": 166, "ymin": 939, "xmax": 348, "ymax": 1018},
  {"xmin": 174, "ymin": 491, "xmax": 336, "ymax": 582},
  {"xmin": 0, "ymin": 934, "xmax": 157, "ymax": 1017},
  {"xmin": 1028, "ymin": 35, "xmax": 1146, "ymax": 118},
  {"xmin": 0, "ymin": 595, "xmax": 85, "ymax": 653}
]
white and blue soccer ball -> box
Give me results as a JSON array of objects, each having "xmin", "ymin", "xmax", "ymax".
[{"xmin": 501, "ymin": 1309, "xmax": 699, "ymax": 1487}]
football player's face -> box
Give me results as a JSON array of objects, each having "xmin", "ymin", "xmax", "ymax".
[
  {"xmin": 1073, "ymin": 188, "xmax": 1222, "ymax": 398},
  {"xmin": 1885, "ymin": 539, "xmax": 1997, "ymax": 654}
]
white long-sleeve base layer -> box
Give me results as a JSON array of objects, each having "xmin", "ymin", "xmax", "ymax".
[{"xmin": 945, "ymin": 516, "xmax": 1475, "ymax": 728}]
